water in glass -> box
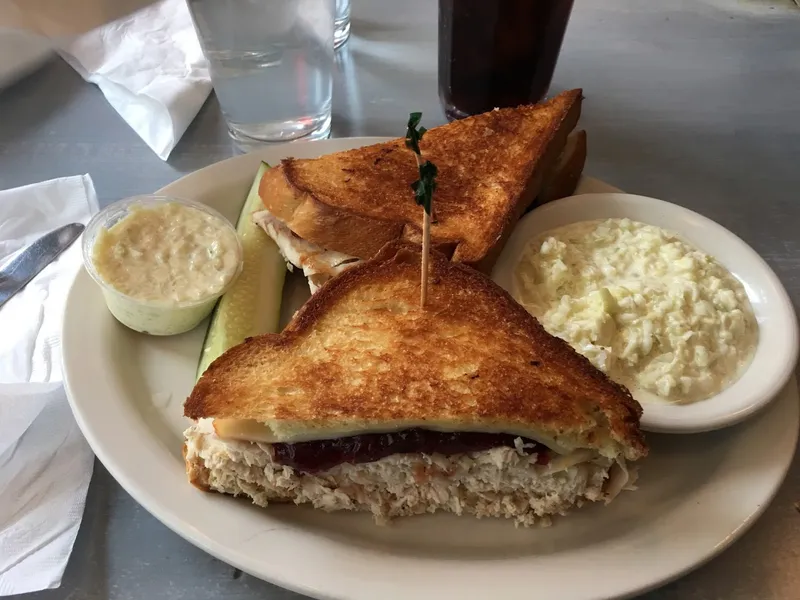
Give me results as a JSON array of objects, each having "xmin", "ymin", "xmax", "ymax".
[
  {"xmin": 187, "ymin": 0, "xmax": 334, "ymax": 148},
  {"xmin": 334, "ymin": 0, "xmax": 351, "ymax": 49}
]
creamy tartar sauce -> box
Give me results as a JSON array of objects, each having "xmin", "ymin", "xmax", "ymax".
[
  {"xmin": 514, "ymin": 218, "xmax": 758, "ymax": 404},
  {"xmin": 93, "ymin": 202, "xmax": 240, "ymax": 304},
  {"xmin": 89, "ymin": 200, "xmax": 242, "ymax": 336}
]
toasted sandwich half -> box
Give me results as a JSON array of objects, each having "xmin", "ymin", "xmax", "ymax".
[
  {"xmin": 253, "ymin": 90, "xmax": 584, "ymax": 292},
  {"xmin": 183, "ymin": 241, "xmax": 647, "ymax": 527}
]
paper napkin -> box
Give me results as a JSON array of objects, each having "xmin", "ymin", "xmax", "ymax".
[
  {"xmin": 57, "ymin": 0, "xmax": 212, "ymax": 160},
  {"xmin": 0, "ymin": 175, "xmax": 98, "ymax": 595}
]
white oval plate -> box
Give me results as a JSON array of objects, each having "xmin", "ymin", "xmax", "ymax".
[
  {"xmin": 492, "ymin": 193, "xmax": 799, "ymax": 433},
  {"xmin": 63, "ymin": 139, "xmax": 799, "ymax": 600}
]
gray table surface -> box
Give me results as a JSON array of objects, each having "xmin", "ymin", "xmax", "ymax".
[{"xmin": 2, "ymin": 0, "xmax": 799, "ymax": 598}]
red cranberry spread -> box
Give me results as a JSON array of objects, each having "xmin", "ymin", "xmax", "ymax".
[{"xmin": 271, "ymin": 428, "xmax": 548, "ymax": 473}]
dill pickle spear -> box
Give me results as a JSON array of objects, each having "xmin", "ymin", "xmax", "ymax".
[{"xmin": 197, "ymin": 162, "xmax": 286, "ymax": 378}]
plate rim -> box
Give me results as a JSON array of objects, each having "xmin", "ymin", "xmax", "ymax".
[
  {"xmin": 62, "ymin": 138, "xmax": 800, "ymax": 600},
  {"xmin": 492, "ymin": 192, "xmax": 800, "ymax": 434}
]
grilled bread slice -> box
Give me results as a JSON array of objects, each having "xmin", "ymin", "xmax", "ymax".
[
  {"xmin": 185, "ymin": 240, "xmax": 646, "ymax": 462},
  {"xmin": 258, "ymin": 89, "xmax": 582, "ymax": 273},
  {"xmin": 537, "ymin": 129, "xmax": 587, "ymax": 205}
]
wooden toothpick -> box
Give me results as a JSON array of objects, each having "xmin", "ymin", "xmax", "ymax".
[
  {"xmin": 421, "ymin": 199, "xmax": 431, "ymax": 306},
  {"xmin": 405, "ymin": 112, "xmax": 438, "ymax": 308}
]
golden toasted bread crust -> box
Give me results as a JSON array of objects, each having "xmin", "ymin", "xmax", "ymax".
[
  {"xmin": 538, "ymin": 129, "xmax": 587, "ymax": 205},
  {"xmin": 183, "ymin": 443, "xmax": 211, "ymax": 491},
  {"xmin": 185, "ymin": 241, "xmax": 646, "ymax": 460},
  {"xmin": 259, "ymin": 90, "xmax": 582, "ymax": 271}
]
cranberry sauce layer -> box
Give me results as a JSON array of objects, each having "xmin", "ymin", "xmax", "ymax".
[{"xmin": 271, "ymin": 429, "xmax": 549, "ymax": 473}]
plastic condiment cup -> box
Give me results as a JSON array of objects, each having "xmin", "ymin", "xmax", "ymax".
[{"xmin": 82, "ymin": 195, "xmax": 243, "ymax": 336}]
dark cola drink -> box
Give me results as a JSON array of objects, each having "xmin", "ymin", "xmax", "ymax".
[{"xmin": 439, "ymin": 0, "xmax": 574, "ymax": 120}]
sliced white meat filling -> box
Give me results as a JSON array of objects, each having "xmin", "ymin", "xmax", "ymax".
[
  {"xmin": 185, "ymin": 421, "xmax": 638, "ymax": 527},
  {"xmin": 252, "ymin": 209, "xmax": 360, "ymax": 293}
]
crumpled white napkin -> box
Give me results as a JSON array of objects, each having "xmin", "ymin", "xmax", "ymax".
[
  {"xmin": 57, "ymin": 0, "xmax": 212, "ymax": 160},
  {"xmin": 0, "ymin": 175, "xmax": 98, "ymax": 596}
]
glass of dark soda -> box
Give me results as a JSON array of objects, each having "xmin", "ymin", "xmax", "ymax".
[{"xmin": 438, "ymin": 0, "xmax": 574, "ymax": 121}]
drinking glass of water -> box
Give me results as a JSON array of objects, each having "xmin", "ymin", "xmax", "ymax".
[
  {"xmin": 334, "ymin": 0, "xmax": 351, "ymax": 49},
  {"xmin": 187, "ymin": 0, "xmax": 334, "ymax": 149}
]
